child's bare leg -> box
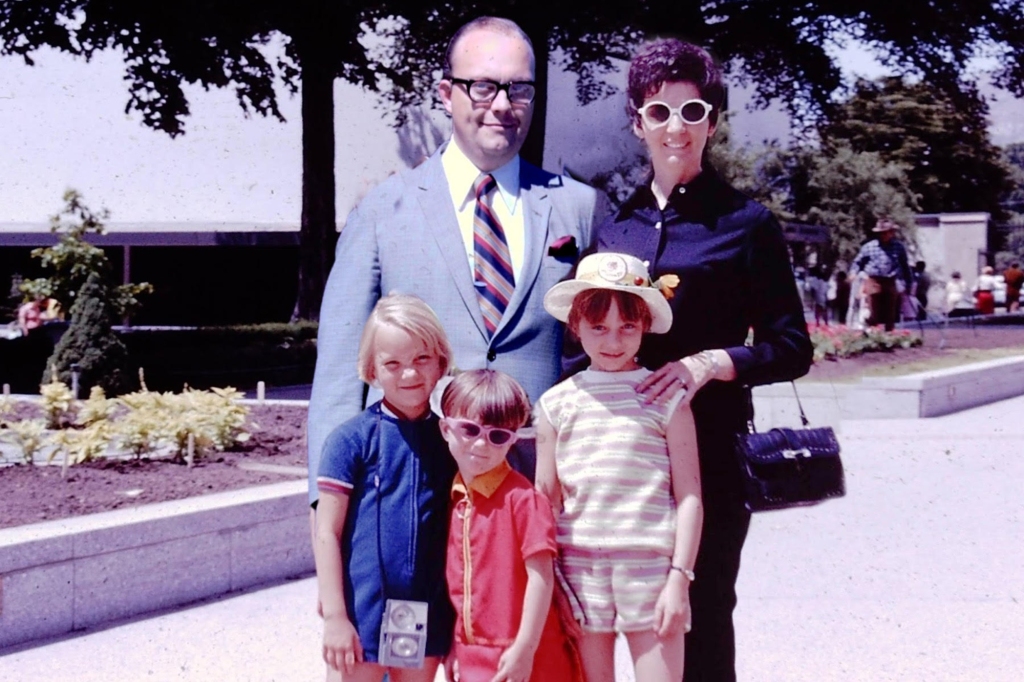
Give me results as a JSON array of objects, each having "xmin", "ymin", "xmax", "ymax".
[
  {"xmin": 625, "ymin": 628, "xmax": 686, "ymax": 682},
  {"xmin": 389, "ymin": 657, "xmax": 442, "ymax": 682},
  {"xmin": 326, "ymin": 661, "xmax": 385, "ymax": 682},
  {"xmin": 578, "ymin": 631, "xmax": 617, "ymax": 682}
]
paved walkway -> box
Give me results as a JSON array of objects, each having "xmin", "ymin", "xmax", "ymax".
[{"xmin": 2, "ymin": 396, "xmax": 1022, "ymax": 681}]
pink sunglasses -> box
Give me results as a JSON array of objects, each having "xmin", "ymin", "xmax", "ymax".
[{"xmin": 444, "ymin": 418, "xmax": 520, "ymax": 446}]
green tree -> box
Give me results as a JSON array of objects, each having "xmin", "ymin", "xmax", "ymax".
[
  {"xmin": 794, "ymin": 143, "xmax": 919, "ymax": 264},
  {"xmin": 20, "ymin": 190, "xmax": 152, "ymax": 319},
  {"xmin": 820, "ymin": 76, "xmax": 1013, "ymax": 217},
  {"xmin": 6, "ymin": 1, "xmax": 1024, "ymax": 318},
  {"xmin": 44, "ymin": 273, "xmax": 133, "ymax": 396}
]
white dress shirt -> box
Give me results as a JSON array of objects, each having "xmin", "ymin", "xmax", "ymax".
[{"xmin": 441, "ymin": 138, "xmax": 526, "ymax": 284}]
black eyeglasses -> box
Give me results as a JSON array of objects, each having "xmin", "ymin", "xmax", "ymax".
[{"xmin": 448, "ymin": 77, "xmax": 536, "ymax": 105}]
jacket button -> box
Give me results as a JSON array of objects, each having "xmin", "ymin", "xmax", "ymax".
[{"xmin": 487, "ymin": 349, "xmax": 497, "ymax": 362}]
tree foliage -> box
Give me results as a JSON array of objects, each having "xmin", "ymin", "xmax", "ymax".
[
  {"xmin": 5, "ymin": 1, "xmax": 1024, "ymax": 318},
  {"xmin": 819, "ymin": 76, "xmax": 1013, "ymax": 217},
  {"xmin": 793, "ymin": 143, "xmax": 918, "ymax": 264},
  {"xmin": 20, "ymin": 190, "xmax": 152, "ymax": 319}
]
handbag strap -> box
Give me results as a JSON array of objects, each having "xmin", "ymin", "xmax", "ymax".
[
  {"xmin": 791, "ymin": 382, "xmax": 810, "ymax": 427},
  {"xmin": 745, "ymin": 381, "xmax": 811, "ymax": 434}
]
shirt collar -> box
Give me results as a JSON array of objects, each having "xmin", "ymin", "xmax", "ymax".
[
  {"xmin": 441, "ymin": 136, "xmax": 521, "ymax": 214},
  {"xmin": 450, "ymin": 460, "xmax": 512, "ymax": 499},
  {"xmin": 616, "ymin": 166, "xmax": 719, "ymax": 217}
]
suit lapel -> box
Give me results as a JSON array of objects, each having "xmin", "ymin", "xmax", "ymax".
[
  {"xmin": 495, "ymin": 163, "xmax": 550, "ymax": 339},
  {"xmin": 413, "ymin": 152, "xmax": 488, "ymax": 339}
]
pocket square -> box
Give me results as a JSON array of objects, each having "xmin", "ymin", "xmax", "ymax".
[{"xmin": 547, "ymin": 235, "xmax": 578, "ymax": 258}]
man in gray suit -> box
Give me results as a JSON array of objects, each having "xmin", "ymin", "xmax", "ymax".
[{"xmin": 306, "ymin": 16, "xmax": 605, "ymax": 507}]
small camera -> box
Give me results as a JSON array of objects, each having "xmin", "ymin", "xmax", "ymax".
[{"xmin": 378, "ymin": 599, "xmax": 428, "ymax": 669}]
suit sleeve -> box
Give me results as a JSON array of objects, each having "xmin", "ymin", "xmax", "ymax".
[
  {"xmin": 306, "ymin": 200, "xmax": 381, "ymax": 506},
  {"xmin": 724, "ymin": 210, "xmax": 813, "ymax": 386}
]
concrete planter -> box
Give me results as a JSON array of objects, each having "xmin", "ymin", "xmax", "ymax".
[
  {"xmin": 0, "ymin": 479, "xmax": 311, "ymax": 650},
  {"xmin": 753, "ymin": 355, "xmax": 1024, "ymax": 428}
]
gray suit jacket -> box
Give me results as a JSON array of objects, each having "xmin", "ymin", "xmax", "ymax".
[{"xmin": 307, "ymin": 148, "xmax": 605, "ymax": 503}]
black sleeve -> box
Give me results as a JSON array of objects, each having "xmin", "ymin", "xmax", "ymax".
[{"xmin": 724, "ymin": 211, "xmax": 813, "ymax": 386}]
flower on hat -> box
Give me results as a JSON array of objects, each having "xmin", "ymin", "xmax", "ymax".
[{"xmin": 653, "ymin": 274, "xmax": 680, "ymax": 300}]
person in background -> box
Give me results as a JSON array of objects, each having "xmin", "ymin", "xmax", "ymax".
[
  {"xmin": 973, "ymin": 265, "xmax": 997, "ymax": 315},
  {"xmin": 1002, "ymin": 261, "xmax": 1023, "ymax": 313},
  {"xmin": 805, "ymin": 266, "xmax": 829, "ymax": 326},
  {"xmin": 912, "ymin": 261, "xmax": 931, "ymax": 320},
  {"xmin": 16, "ymin": 299, "xmax": 43, "ymax": 336},
  {"xmin": 945, "ymin": 271, "xmax": 969, "ymax": 315},
  {"xmin": 852, "ymin": 218, "xmax": 912, "ymax": 331},
  {"xmin": 830, "ymin": 271, "xmax": 851, "ymax": 327}
]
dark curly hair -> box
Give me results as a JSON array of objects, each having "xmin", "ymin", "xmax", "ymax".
[{"xmin": 627, "ymin": 39, "xmax": 725, "ymax": 128}]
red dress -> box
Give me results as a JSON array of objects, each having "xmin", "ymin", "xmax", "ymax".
[{"xmin": 447, "ymin": 463, "xmax": 582, "ymax": 682}]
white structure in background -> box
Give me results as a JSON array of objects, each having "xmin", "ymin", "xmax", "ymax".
[{"xmin": 914, "ymin": 212, "xmax": 989, "ymax": 310}]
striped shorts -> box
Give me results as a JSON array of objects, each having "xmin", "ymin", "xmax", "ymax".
[{"xmin": 557, "ymin": 546, "xmax": 671, "ymax": 633}]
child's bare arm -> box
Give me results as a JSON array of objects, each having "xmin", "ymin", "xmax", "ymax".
[
  {"xmin": 534, "ymin": 412, "xmax": 561, "ymax": 511},
  {"xmin": 654, "ymin": 405, "xmax": 703, "ymax": 638},
  {"xmin": 491, "ymin": 553, "xmax": 554, "ymax": 682},
  {"xmin": 313, "ymin": 491, "xmax": 363, "ymax": 673}
]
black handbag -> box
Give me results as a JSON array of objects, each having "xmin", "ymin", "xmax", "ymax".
[{"xmin": 734, "ymin": 383, "xmax": 845, "ymax": 512}]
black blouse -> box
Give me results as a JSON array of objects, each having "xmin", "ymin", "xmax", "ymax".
[{"xmin": 573, "ymin": 169, "xmax": 813, "ymax": 439}]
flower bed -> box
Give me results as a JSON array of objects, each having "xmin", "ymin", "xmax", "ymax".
[{"xmin": 809, "ymin": 324, "xmax": 923, "ymax": 362}]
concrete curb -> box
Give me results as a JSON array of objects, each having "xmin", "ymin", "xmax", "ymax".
[
  {"xmin": 754, "ymin": 354, "xmax": 1024, "ymax": 428},
  {"xmin": 0, "ymin": 479, "xmax": 312, "ymax": 650}
]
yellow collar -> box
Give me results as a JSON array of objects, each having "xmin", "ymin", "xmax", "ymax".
[{"xmin": 451, "ymin": 460, "xmax": 512, "ymax": 499}]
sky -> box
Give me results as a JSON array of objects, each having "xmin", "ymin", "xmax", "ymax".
[{"xmin": 1, "ymin": 41, "xmax": 1022, "ymax": 227}]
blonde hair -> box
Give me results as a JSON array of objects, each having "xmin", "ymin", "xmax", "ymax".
[
  {"xmin": 441, "ymin": 369, "xmax": 531, "ymax": 431},
  {"xmin": 357, "ymin": 293, "xmax": 453, "ymax": 384}
]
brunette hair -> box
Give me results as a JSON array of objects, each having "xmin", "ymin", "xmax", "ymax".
[
  {"xmin": 441, "ymin": 369, "xmax": 531, "ymax": 431},
  {"xmin": 565, "ymin": 289, "xmax": 654, "ymax": 338},
  {"xmin": 357, "ymin": 293, "xmax": 453, "ymax": 384},
  {"xmin": 626, "ymin": 38, "xmax": 725, "ymax": 128}
]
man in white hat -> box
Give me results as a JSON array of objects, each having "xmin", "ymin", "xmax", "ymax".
[{"xmin": 852, "ymin": 217, "xmax": 912, "ymax": 331}]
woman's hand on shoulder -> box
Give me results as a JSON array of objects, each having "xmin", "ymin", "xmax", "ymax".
[
  {"xmin": 652, "ymin": 571, "xmax": 692, "ymax": 638},
  {"xmin": 322, "ymin": 614, "xmax": 363, "ymax": 674},
  {"xmin": 637, "ymin": 352, "xmax": 719, "ymax": 406}
]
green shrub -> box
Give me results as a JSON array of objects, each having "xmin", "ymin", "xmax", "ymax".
[
  {"xmin": 44, "ymin": 273, "xmax": 133, "ymax": 396},
  {"xmin": 19, "ymin": 189, "xmax": 151, "ymax": 318}
]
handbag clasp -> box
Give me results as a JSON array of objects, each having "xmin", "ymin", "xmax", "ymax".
[{"xmin": 781, "ymin": 447, "xmax": 811, "ymax": 459}]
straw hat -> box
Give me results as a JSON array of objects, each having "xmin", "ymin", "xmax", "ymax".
[{"xmin": 543, "ymin": 253, "xmax": 674, "ymax": 334}]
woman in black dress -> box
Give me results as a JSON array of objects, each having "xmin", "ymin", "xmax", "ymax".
[{"xmin": 577, "ymin": 39, "xmax": 813, "ymax": 681}]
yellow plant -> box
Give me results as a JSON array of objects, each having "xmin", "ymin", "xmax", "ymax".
[
  {"xmin": 114, "ymin": 388, "xmax": 168, "ymax": 459},
  {"xmin": 40, "ymin": 376, "xmax": 74, "ymax": 429},
  {"xmin": 77, "ymin": 386, "xmax": 115, "ymax": 426},
  {"xmin": 48, "ymin": 421, "xmax": 111, "ymax": 465},
  {"xmin": 2, "ymin": 418, "xmax": 50, "ymax": 464},
  {"xmin": 153, "ymin": 387, "xmax": 250, "ymax": 461}
]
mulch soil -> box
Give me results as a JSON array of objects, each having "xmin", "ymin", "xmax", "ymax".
[
  {"xmin": 803, "ymin": 326, "xmax": 1024, "ymax": 382},
  {"xmin": 0, "ymin": 404, "xmax": 307, "ymax": 529},
  {"xmin": 1, "ymin": 324, "xmax": 1021, "ymax": 529}
]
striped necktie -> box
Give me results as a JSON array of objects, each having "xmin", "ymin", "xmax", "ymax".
[{"xmin": 473, "ymin": 174, "xmax": 515, "ymax": 336}]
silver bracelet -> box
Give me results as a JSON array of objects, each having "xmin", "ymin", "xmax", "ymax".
[
  {"xmin": 670, "ymin": 565, "xmax": 696, "ymax": 582},
  {"xmin": 699, "ymin": 350, "xmax": 719, "ymax": 381}
]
